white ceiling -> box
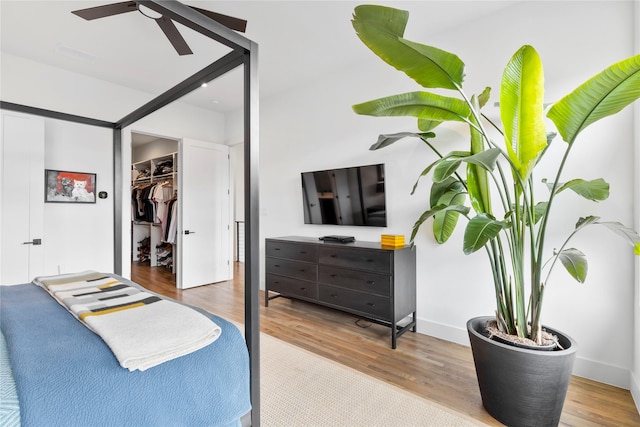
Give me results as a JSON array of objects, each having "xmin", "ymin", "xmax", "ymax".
[{"xmin": 0, "ymin": 1, "xmax": 518, "ymax": 115}]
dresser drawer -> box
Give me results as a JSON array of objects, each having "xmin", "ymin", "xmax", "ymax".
[
  {"xmin": 267, "ymin": 275, "xmax": 318, "ymax": 301},
  {"xmin": 266, "ymin": 240, "xmax": 317, "ymax": 262},
  {"xmin": 318, "ymin": 246, "xmax": 391, "ymax": 273},
  {"xmin": 318, "ymin": 265, "xmax": 391, "ymax": 296},
  {"xmin": 319, "ymin": 284, "xmax": 391, "ymax": 321},
  {"xmin": 266, "ymin": 257, "xmax": 317, "ymax": 282}
]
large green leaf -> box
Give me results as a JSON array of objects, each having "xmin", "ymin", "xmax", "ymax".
[
  {"xmin": 523, "ymin": 201, "xmax": 548, "ymax": 226},
  {"xmin": 352, "ymin": 5, "xmax": 465, "ymax": 90},
  {"xmin": 558, "ymin": 248, "xmax": 587, "ymax": 283},
  {"xmin": 418, "ymin": 118, "xmax": 442, "ymax": 132},
  {"xmin": 575, "ymin": 216, "xmax": 640, "ymax": 255},
  {"xmin": 411, "ymin": 151, "xmax": 469, "ymax": 195},
  {"xmin": 598, "ymin": 221, "xmax": 640, "ymax": 247},
  {"xmin": 430, "ymin": 177, "xmax": 465, "ymax": 208},
  {"xmin": 547, "ymin": 54, "xmax": 640, "ymax": 143},
  {"xmin": 353, "ymin": 92, "xmax": 470, "ymax": 122},
  {"xmin": 477, "ymin": 87, "xmax": 492, "ymax": 109},
  {"xmin": 552, "ymin": 178, "xmax": 610, "ymax": 201},
  {"xmin": 368, "ymin": 132, "xmax": 436, "ymax": 151},
  {"xmin": 433, "ymin": 187, "xmax": 467, "ymax": 243},
  {"xmin": 463, "ymin": 148, "xmax": 502, "ymax": 171},
  {"xmin": 500, "ymin": 45, "xmax": 547, "ymax": 180},
  {"xmin": 467, "ymin": 95, "xmax": 491, "ymax": 214},
  {"xmin": 433, "ymin": 159, "xmax": 462, "ymax": 183},
  {"xmin": 410, "ymin": 204, "xmax": 470, "ymax": 244},
  {"xmin": 428, "ymin": 149, "xmax": 501, "ymax": 185},
  {"xmin": 463, "ymin": 214, "xmax": 510, "ymax": 254},
  {"xmin": 576, "ymin": 215, "xmax": 599, "ymax": 227}
]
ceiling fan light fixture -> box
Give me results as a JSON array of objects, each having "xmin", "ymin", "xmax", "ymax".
[{"xmin": 138, "ymin": 4, "xmax": 163, "ymax": 20}]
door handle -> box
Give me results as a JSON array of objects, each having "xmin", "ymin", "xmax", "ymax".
[
  {"xmin": 22, "ymin": 238, "xmax": 42, "ymax": 245},
  {"xmin": 184, "ymin": 230, "xmax": 196, "ymax": 235}
]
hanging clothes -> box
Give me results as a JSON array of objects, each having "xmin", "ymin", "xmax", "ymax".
[
  {"xmin": 132, "ymin": 181, "xmax": 174, "ymax": 224},
  {"xmin": 164, "ymin": 199, "xmax": 178, "ymax": 244}
]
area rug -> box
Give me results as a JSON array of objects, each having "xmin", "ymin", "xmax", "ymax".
[{"xmin": 260, "ymin": 332, "xmax": 486, "ymax": 426}]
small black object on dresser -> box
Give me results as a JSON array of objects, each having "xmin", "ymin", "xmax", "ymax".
[{"xmin": 265, "ymin": 236, "xmax": 416, "ymax": 348}]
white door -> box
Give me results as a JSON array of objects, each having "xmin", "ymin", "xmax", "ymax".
[
  {"xmin": 178, "ymin": 138, "xmax": 232, "ymax": 289},
  {"xmin": 0, "ymin": 112, "xmax": 45, "ymax": 284}
]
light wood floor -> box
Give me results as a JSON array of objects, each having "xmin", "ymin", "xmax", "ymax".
[{"xmin": 132, "ymin": 262, "xmax": 640, "ymax": 427}]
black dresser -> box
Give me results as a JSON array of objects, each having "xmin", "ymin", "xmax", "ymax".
[{"xmin": 265, "ymin": 236, "xmax": 416, "ymax": 348}]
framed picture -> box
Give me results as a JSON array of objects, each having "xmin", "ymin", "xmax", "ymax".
[{"xmin": 45, "ymin": 170, "xmax": 97, "ymax": 203}]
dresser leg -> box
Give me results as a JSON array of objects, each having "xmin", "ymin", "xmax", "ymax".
[{"xmin": 392, "ymin": 321, "xmax": 397, "ymax": 349}]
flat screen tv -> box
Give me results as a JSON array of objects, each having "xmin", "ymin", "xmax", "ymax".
[{"xmin": 301, "ymin": 164, "xmax": 387, "ymax": 227}]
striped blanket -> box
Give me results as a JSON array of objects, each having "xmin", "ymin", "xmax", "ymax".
[{"xmin": 34, "ymin": 271, "xmax": 221, "ymax": 371}]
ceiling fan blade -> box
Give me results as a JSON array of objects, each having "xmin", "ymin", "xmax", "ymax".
[
  {"xmin": 72, "ymin": 1, "xmax": 137, "ymax": 21},
  {"xmin": 155, "ymin": 17, "xmax": 193, "ymax": 56},
  {"xmin": 188, "ymin": 6, "xmax": 247, "ymax": 32}
]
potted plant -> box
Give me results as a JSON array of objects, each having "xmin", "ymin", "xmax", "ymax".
[{"xmin": 350, "ymin": 4, "xmax": 640, "ymax": 426}]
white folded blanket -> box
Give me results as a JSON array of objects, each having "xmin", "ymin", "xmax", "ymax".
[{"xmin": 33, "ymin": 271, "xmax": 221, "ymax": 371}]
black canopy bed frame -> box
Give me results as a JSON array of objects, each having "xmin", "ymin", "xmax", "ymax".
[{"xmin": 0, "ymin": 0, "xmax": 261, "ymax": 425}]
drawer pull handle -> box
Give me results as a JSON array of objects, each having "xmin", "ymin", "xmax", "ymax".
[
  {"xmin": 367, "ymin": 302, "xmax": 376, "ymax": 307},
  {"xmin": 300, "ymin": 287, "xmax": 306, "ymax": 291},
  {"xmin": 330, "ymin": 274, "xmax": 337, "ymax": 278},
  {"xmin": 274, "ymin": 281, "xmax": 280, "ymax": 284},
  {"xmin": 274, "ymin": 264, "xmax": 280, "ymax": 268},
  {"xmin": 330, "ymin": 255, "xmax": 337, "ymax": 258},
  {"xmin": 300, "ymin": 251, "xmax": 307, "ymax": 254},
  {"xmin": 300, "ymin": 269, "xmax": 305, "ymax": 272},
  {"xmin": 330, "ymin": 294, "xmax": 338, "ymax": 298},
  {"xmin": 366, "ymin": 281, "xmax": 376, "ymax": 285},
  {"xmin": 367, "ymin": 259, "xmax": 374, "ymax": 263},
  {"xmin": 274, "ymin": 248, "xmax": 281, "ymax": 250}
]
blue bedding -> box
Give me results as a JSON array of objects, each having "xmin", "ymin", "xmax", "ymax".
[{"xmin": 0, "ymin": 282, "xmax": 251, "ymax": 427}]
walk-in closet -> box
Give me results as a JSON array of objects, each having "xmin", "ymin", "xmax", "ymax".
[
  {"xmin": 130, "ymin": 132, "xmax": 233, "ymax": 289},
  {"xmin": 131, "ymin": 133, "xmax": 179, "ymax": 284}
]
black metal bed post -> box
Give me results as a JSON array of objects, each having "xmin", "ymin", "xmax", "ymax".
[
  {"xmin": 113, "ymin": 128, "xmax": 122, "ymax": 275},
  {"xmin": 141, "ymin": 3, "xmax": 261, "ymax": 423},
  {"xmin": 244, "ymin": 40, "xmax": 260, "ymax": 427}
]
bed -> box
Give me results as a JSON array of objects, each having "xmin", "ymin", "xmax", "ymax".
[{"xmin": 0, "ymin": 272, "xmax": 251, "ymax": 427}]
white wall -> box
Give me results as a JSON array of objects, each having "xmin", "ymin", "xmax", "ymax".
[
  {"xmin": 227, "ymin": 1, "xmax": 638, "ymax": 388},
  {"xmin": 43, "ymin": 119, "xmax": 113, "ymax": 274}
]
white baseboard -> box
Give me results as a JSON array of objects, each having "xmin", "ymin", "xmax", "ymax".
[
  {"xmin": 416, "ymin": 317, "xmax": 470, "ymax": 347},
  {"xmin": 416, "ymin": 317, "xmax": 631, "ymax": 390},
  {"xmin": 572, "ymin": 357, "xmax": 629, "ymax": 389},
  {"xmin": 631, "ymin": 371, "xmax": 640, "ymax": 414}
]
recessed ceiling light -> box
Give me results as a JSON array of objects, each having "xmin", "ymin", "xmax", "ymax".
[{"xmin": 201, "ymin": 83, "xmax": 208, "ymax": 88}]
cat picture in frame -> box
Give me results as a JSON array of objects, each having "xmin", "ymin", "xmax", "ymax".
[{"xmin": 45, "ymin": 170, "xmax": 96, "ymax": 203}]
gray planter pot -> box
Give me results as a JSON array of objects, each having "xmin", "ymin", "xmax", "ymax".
[{"xmin": 467, "ymin": 316, "xmax": 577, "ymax": 427}]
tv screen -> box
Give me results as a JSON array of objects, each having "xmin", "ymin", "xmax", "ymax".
[{"xmin": 301, "ymin": 164, "xmax": 387, "ymax": 227}]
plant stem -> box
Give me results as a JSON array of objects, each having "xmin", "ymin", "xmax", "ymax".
[{"xmin": 532, "ymin": 138, "xmax": 577, "ymax": 341}]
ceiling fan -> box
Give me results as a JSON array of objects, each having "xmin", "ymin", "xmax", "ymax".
[{"xmin": 71, "ymin": 1, "xmax": 247, "ymax": 56}]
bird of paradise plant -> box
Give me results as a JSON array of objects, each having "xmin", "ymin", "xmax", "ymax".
[{"xmin": 351, "ymin": 4, "xmax": 640, "ymax": 344}]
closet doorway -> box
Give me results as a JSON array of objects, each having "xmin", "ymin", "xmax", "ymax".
[
  {"xmin": 130, "ymin": 132, "xmax": 233, "ymax": 289},
  {"xmin": 131, "ymin": 132, "xmax": 179, "ymax": 287}
]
